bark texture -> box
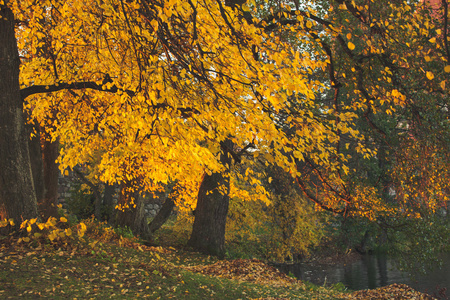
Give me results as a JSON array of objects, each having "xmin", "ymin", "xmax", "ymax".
[
  {"xmin": 0, "ymin": 5, "xmax": 39, "ymax": 225},
  {"xmin": 187, "ymin": 141, "xmax": 233, "ymax": 258},
  {"xmin": 39, "ymin": 138, "xmax": 60, "ymax": 219}
]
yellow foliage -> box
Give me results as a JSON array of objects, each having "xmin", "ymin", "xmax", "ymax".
[
  {"xmin": 1, "ymin": 213, "xmax": 88, "ymax": 244},
  {"xmin": 78, "ymin": 222, "xmax": 87, "ymax": 238},
  {"xmin": 348, "ymin": 42, "xmax": 356, "ymax": 50},
  {"xmin": 4, "ymin": 0, "xmax": 447, "ymax": 220}
]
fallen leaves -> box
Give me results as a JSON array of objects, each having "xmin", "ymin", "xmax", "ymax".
[
  {"xmin": 339, "ymin": 283, "xmax": 436, "ymax": 300},
  {"xmin": 0, "ymin": 227, "xmax": 437, "ymax": 300},
  {"xmin": 185, "ymin": 258, "xmax": 437, "ymax": 299},
  {"xmin": 185, "ymin": 258, "xmax": 302, "ymax": 287}
]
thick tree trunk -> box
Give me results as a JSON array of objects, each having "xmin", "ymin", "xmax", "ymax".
[
  {"xmin": 39, "ymin": 138, "xmax": 60, "ymax": 219},
  {"xmin": 0, "ymin": 5, "xmax": 39, "ymax": 225},
  {"xmin": 115, "ymin": 185, "xmax": 150, "ymax": 240},
  {"xmin": 187, "ymin": 141, "xmax": 232, "ymax": 258},
  {"xmin": 148, "ymin": 197, "xmax": 175, "ymax": 234}
]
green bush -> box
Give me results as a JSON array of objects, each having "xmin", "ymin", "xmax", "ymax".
[{"xmin": 65, "ymin": 182, "xmax": 96, "ymax": 220}]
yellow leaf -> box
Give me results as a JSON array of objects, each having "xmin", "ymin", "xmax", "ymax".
[
  {"xmin": 426, "ymin": 71, "xmax": 434, "ymax": 80},
  {"xmin": 47, "ymin": 217, "xmax": 57, "ymax": 227},
  {"xmin": 20, "ymin": 220, "xmax": 28, "ymax": 229},
  {"xmin": 37, "ymin": 223, "xmax": 45, "ymax": 230},
  {"xmin": 444, "ymin": 65, "xmax": 450, "ymax": 73},
  {"xmin": 348, "ymin": 42, "xmax": 355, "ymax": 50},
  {"xmin": 268, "ymin": 177, "xmax": 273, "ymax": 183},
  {"xmin": 78, "ymin": 222, "xmax": 87, "ymax": 238},
  {"xmin": 27, "ymin": 225, "xmax": 32, "ymax": 232},
  {"xmin": 392, "ymin": 89, "xmax": 399, "ymax": 97},
  {"xmin": 48, "ymin": 232, "xmax": 57, "ymax": 241},
  {"xmin": 65, "ymin": 228, "xmax": 72, "ymax": 236},
  {"xmin": 60, "ymin": 217, "xmax": 68, "ymax": 223}
]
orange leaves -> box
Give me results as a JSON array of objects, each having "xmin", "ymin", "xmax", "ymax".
[
  {"xmin": 343, "ymin": 283, "xmax": 434, "ymax": 300},
  {"xmin": 347, "ymin": 42, "xmax": 355, "ymax": 50},
  {"xmin": 0, "ymin": 219, "xmax": 15, "ymax": 228},
  {"xmin": 185, "ymin": 259, "xmax": 301, "ymax": 287}
]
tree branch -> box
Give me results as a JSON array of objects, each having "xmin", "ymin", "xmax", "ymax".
[{"xmin": 20, "ymin": 80, "xmax": 135, "ymax": 101}]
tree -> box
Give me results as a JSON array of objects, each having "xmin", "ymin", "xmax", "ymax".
[
  {"xmin": 2, "ymin": 0, "xmax": 448, "ymax": 257},
  {"xmin": 14, "ymin": 0, "xmax": 335, "ymax": 253},
  {"xmin": 288, "ymin": 0, "xmax": 450, "ymax": 262},
  {"xmin": 187, "ymin": 140, "xmax": 234, "ymax": 258},
  {"xmin": 0, "ymin": 4, "xmax": 38, "ymax": 226}
]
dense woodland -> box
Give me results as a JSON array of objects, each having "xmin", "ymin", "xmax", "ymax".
[{"xmin": 1, "ymin": 0, "xmax": 449, "ymax": 268}]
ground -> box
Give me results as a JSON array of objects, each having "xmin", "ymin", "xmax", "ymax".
[{"xmin": 0, "ymin": 232, "xmax": 436, "ymax": 299}]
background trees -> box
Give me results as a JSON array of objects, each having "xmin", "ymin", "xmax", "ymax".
[{"xmin": 1, "ymin": 0, "xmax": 448, "ymax": 257}]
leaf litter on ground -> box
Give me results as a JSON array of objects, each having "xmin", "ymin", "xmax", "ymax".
[{"xmin": 0, "ymin": 230, "xmax": 437, "ymax": 299}]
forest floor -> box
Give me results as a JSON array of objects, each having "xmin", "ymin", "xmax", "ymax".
[{"xmin": 0, "ymin": 230, "xmax": 436, "ymax": 300}]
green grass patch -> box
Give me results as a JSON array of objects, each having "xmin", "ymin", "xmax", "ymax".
[{"xmin": 0, "ymin": 235, "xmax": 345, "ymax": 299}]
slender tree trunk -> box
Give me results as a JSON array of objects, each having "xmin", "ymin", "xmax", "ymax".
[
  {"xmin": 148, "ymin": 197, "xmax": 175, "ymax": 234},
  {"xmin": 115, "ymin": 184, "xmax": 150, "ymax": 240},
  {"xmin": 103, "ymin": 184, "xmax": 116, "ymax": 222},
  {"xmin": 187, "ymin": 141, "xmax": 232, "ymax": 258},
  {"xmin": 28, "ymin": 124, "xmax": 60, "ymax": 220},
  {"xmin": 0, "ymin": 5, "xmax": 39, "ymax": 225},
  {"xmin": 28, "ymin": 124, "xmax": 45, "ymax": 205}
]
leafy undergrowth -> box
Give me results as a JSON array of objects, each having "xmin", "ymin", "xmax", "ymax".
[{"xmin": 0, "ymin": 223, "xmax": 436, "ymax": 299}]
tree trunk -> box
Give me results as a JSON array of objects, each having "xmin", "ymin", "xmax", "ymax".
[
  {"xmin": 39, "ymin": 138, "xmax": 60, "ymax": 219},
  {"xmin": 0, "ymin": 5, "xmax": 39, "ymax": 226},
  {"xmin": 28, "ymin": 124, "xmax": 60, "ymax": 220},
  {"xmin": 28, "ymin": 124, "xmax": 45, "ymax": 206},
  {"xmin": 187, "ymin": 141, "xmax": 232, "ymax": 258},
  {"xmin": 148, "ymin": 197, "xmax": 175, "ymax": 234},
  {"xmin": 103, "ymin": 183, "xmax": 116, "ymax": 222},
  {"xmin": 115, "ymin": 185, "xmax": 150, "ymax": 240}
]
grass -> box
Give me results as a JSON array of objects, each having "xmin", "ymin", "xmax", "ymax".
[
  {"xmin": 0, "ymin": 233, "xmax": 345, "ymax": 299},
  {"xmin": 0, "ymin": 216, "xmax": 435, "ymax": 300}
]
